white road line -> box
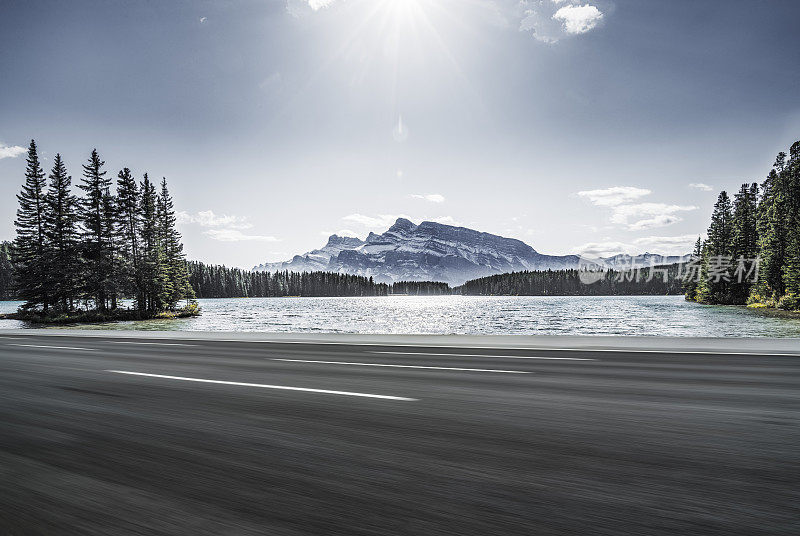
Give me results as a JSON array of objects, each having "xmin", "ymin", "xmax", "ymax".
[
  {"xmin": 271, "ymin": 358, "xmax": 532, "ymax": 373},
  {"xmin": 9, "ymin": 343, "xmax": 95, "ymax": 351},
  {"xmin": 105, "ymin": 370, "xmax": 417, "ymax": 401},
  {"xmin": 108, "ymin": 341, "xmax": 196, "ymax": 347},
  {"xmin": 370, "ymin": 351, "xmax": 594, "ymax": 361}
]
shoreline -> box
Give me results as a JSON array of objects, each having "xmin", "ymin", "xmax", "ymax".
[{"xmin": 2, "ymin": 329, "xmax": 800, "ymax": 355}]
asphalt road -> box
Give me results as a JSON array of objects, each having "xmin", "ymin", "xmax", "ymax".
[{"xmin": 0, "ymin": 332, "xmax": 798, "ymax": 535}]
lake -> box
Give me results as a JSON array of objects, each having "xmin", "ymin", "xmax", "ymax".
[{"xmin": 2, "ymin": 296, "xmax": 800, "ymax": 337}]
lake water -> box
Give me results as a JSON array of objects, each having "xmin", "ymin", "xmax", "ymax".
[{"xmin": 2, "ymin": 296, "xmax": 800, "ymax": 337}]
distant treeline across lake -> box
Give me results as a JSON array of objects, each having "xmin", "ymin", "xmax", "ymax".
[{"xmin": 182, "ymin": 260, "xmax": 684, "ymax": 298}]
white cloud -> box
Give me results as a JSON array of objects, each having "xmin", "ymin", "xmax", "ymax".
[
  {"xmin": 518, "ymin": 1, "xmax": 604, "ymax": 43},
  {"xmin": 179, "ymin": 210, "xmax": 280, "ymax": 242},
  {"xmin": 572, "ymin": 234, "xmax": 701, "ymax": 257},
  {"xmin": 0, "ymin": 144, "xmax": 26, "ymax": 160},
  {"xmin": 308, "ymin": 0, "xmax": 336, "ymax": 9},
  {"xmin": 689, "ymin": 183, "xmax": 714, "ymax": 191},
  {"xmin": 342, "ymin": 213, "xmax": 410, "ymax": 229},
  {"xmin": 572, "ymin": 241, "xmax": 632, "ymax": 258},
  {"xmin": 633, "ymin": 234, "xmax": 703, "ymax": 254},
  {"xmin": 552, "ymin": 4, "xmax": 604, "ymax": 35},
  {"xmin": 342, "ymin": 213, "xmax": 462, "ymax": 230},
  {"xmin": 609, "ymin": 202, "xmax": 697, "ymax": 229},
  {"xmin": 578, "ymin": 187, "xmax": 697, "ymax": 230},
  {"xmin": 410, "ymin": 193, "xmax": 445, "ymax": 203},
  {"xmin": 430, "ymin": 216, "xmax": 461, "ymax": 226},
  {"xmin": 627, "ymin": 214, "xmax": 682, "ymax": 231},
  {"xmin": 176, "ymin": 210, "xmax": 252, "ymax": 229},
  {"xmin": 320, "ymin": 229, "xmax": 362, "ymax": 238},
  {"xmin": 204, "ymin": 229, "xmax": 280, "ymax": 242},
  {"xmin": 577, "ymin": 186, "xmax": 651, "ymax": 207},
  {"xmin": 286, "ymin": 0, "xmax": 337, "ymax": 16}
]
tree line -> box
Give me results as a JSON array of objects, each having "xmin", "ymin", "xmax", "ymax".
[
  {"xmin": 188, "ymin": 261, "xmax": 389, "ymax": 297},
  {"xmin": 9, "ymin": 140, "xmax": 194, "ymax": 318},
  {"xmin": 686, "ymin": 140, "xmax": 800, "ymax": 310},
  {"xmin": 390, "ymin": 281, "xmax": 452, "ymax": 295},
  {"xmin": 0, "ymin": 242, "xmax": 13, "ymax": 300},
  {"xmin": 456, "ymin": 265, "xmax": 685, "ymax": 296}
]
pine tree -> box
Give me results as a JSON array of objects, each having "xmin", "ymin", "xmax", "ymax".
[
  {"xmin": 78, "ymin": 149, "xmax": 114, "ymax": 310},
  {"xmin": 45, "ymin": 153, "xmax": 80, "ymax": 311},
  {"xmin": 157, "ymin": 178, "xmax": 194, "ymax": 308},
  {"xmin": 683, "ymin": 236, "xmax": 703, "ymax": 301},
  {"xmin": 730, "ymin": 182, "xmax": 759, "ymax": 303},
  {"xmin": 697, "ymin": 191, "xmax": 733, "ymax": 304},
  {"xmin": 115, "ymin": 168, "xmax": 142, "ymax": 309},
  {"xmin": 139, "ymin": 174, "xmax": 168, "ymax": 313},
  {"xmin": 13, "ymin": 140, "xmax": 51, "ymax": 311},
  {"xmin": 757, "ymin": 165, "xmax": 788, "ymax": 300},
  {"xmin": 782, "ymin": 142, "xmax": 800, "ymax": 300}
]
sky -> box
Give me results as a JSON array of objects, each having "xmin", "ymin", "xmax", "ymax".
[{"xmin": 1, "ymin": 0, "xmax": 799, "ymax": 268}]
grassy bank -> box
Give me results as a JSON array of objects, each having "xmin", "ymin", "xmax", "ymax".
[{"xmin": 0, "ymin": 303, "xmax": 200, "ymax": 325}]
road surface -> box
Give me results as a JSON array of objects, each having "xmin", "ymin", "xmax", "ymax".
[{"xmin": 0, "ymin": 332, "xmax": 798, "ymax": 535}]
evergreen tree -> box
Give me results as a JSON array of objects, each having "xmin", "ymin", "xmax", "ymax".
[
  {"xmin": 729, "ymin": 183, "xmax": 759, "ymax": 303},
  {"xmin": 139, "ymin": 174, "xmax": 168, "ymax": 313},
  {"xmin": 115, "ymin": 168, "xmax": 142, "ymax": 309},
  {"xmin": 0, "ymin": 242, "xmax": 15, "ymax": 300},
  {"xmin": 756, "ymin": 166, "xmax": 788, "ymax": 300},
  {"xmin": 78, "ymin": 149, "xmax": 114, "ymax": 310},
  {"xmin": 45, "ymin": 153, "xmax": 80, "ymax": 311},
  {"xmin": 683, "ymin": 236, "xmax": 703, "ymax": 301},
  {"xmin": 157, "ymin": 178, "xmax": 194, "ymax": 308},
  {"xmin": 782, "ymin": 142, "xmax": 800, "ymax": 298},
  {"xmin": 697, "ymin": 191, "xmax": 733, "ymax": 304},
  {"xmin": 13, "ymin": 140, "xmax": 50, "ymax": 311}
]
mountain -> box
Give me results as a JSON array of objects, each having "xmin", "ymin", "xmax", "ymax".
[
  {"xmin": 254, "ymin": 218, "xmax": 689, "ymax": 285},
  {"xmin": 598, "ymin": 253, "xmax": 691, "ymax": 268},
  {"xmin": 255, "ymin": 218, "xmax": 585, "ymax": 285}
]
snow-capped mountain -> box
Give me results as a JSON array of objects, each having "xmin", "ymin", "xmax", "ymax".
[
  {"xmin": 254, "ymin": 218, "xmax": 689, "ymax": 285},
  {"xmin": 598, "ymin": 253, "xmax": 691, "ymax": 268},
  {"xmin": 254, "ymin": 218, "xmax": 584, "ymax": 285}
]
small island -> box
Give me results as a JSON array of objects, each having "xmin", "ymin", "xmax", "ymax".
[{"xmin": 5, "ymin": 140, "xmax": 199, "ymax": 323}]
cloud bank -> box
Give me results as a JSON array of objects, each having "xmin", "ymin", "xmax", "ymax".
[
  {"xmin": 577, "ymin": 186, "xmax": 697, "ymax": 231},
  {"xmin": 0, "ymin": 144, "xmax": 26, "ymax": 160}
]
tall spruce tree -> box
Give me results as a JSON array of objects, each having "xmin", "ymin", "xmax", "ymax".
[
  {"xmin": 13, "ymin": 140, "xmax": 51, "ymax": 311},
  {"xmin": 697, "ymin": 191, "xmax": 733, "ymax": 304},
  {"xmin": 730, "ymin": 182, "xmax": 759, "ymax": 303},
  {"xmin": 782, "ymin": 142, "xmax": 800, "ymax": 298},
  {"xmin": 45, "ymin": 153, "xmax": 80, "ymax": 311},
  {"xmin": 683, "ymin": 236, "xmax": 703, "ymax": 301},
  {"xmin": 78, "ymin": 149, "xmax": 115, "ymax": 310},
  {"xmin": 139, "ymin": 174, "xmax": 168, "ymax": 313},
  {"xmin": 115, "ymin": 168, "xmax": 142, "ymax": 309},
  {"xmin": 756, "ymin": 165, "xmax": 788, "ymax": 300},
  {"xmin": 157, "ymin": 178, "xmax": 194, "ymax": 308}
]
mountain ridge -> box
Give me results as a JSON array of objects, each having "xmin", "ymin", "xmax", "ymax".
[{"xmin": 253, "ymin": 218, "xmax": 688, "ymax": 285}]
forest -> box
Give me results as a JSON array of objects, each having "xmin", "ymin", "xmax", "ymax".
[
  {"xmin": 456, "ymin": 265, "xmax": 685, "ymax": 296},
  {"xmin": 188, "ymin": 261, "xmax": 389, "ymax": 298},
  {"xmin": 686, "ymin": 140, "xmax": 800, "ymax": 311},
  {"xmin": 6, "ymin": 140, "xmax": 196, "ymax": 321},
  {"xmin": 188, "ymin": 262, "xmax": 453, "ymax": 297},
  {"xmin": 389, "ymin": 281, "xmax": 451, "ymax": 295}
]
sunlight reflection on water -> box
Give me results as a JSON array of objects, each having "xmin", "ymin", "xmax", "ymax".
[{"xmin": 3, "ymin": 295, "xmax": 800, "ymax": 337}]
